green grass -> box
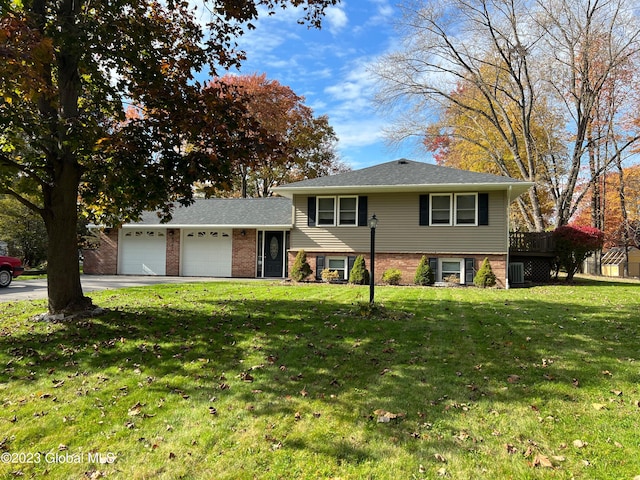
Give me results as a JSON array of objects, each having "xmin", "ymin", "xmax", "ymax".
[{"xmin": 1, "ymin": 279, "xmax": 639, "ymax": 479}]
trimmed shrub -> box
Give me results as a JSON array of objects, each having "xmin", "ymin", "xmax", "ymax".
[
  {"xmin": 553, "ymin": 225, "xmax": 604, "ymax": 281},
  {"xmin": 290, "ymin": 250, "xmax": 312, "ymax": 282},
  {"xmin": 382, "ymin": 268, "xmax": 402, "ymax": 285},
  {"xmin": 414, "ymin": 256, "xmax": 435, "ymax": 286},
  {"xmin": 474, "ymin": 257, "xmax": 496, "ymax": 288},
  {"xmin": 348, "ymin": 255, "xmax": 370, "ymax": 285},
  {"xmin": 321, "ymin": 269, "xmax": 340, "ymax": 283}
]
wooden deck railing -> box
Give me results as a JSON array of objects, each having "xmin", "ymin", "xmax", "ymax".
[{"xmin": 509, "ymin": 232, "xmax": 556, "ymax": 254}]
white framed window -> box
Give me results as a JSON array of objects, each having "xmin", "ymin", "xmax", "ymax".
[
  {"xmin": 327, "ymin": 257, "xmax": 348, "ymax": 280},
  {"xmin": 455, "ymin": 193, "xmax": 477, "ymax": 225},
  {"xmin": 317, "ymin": 197, "xmax": 336, "ymax": 226},
  {"xmin": 430, "ymin": 194, "xmax": 452, "ymax": 225},
  {"xmin": 439, "ymin": 258, "xmax": 463, "ymax": 284},
  {"xmin": 338, "ymin": 196, "xmax": 358, "ymax": 226}
]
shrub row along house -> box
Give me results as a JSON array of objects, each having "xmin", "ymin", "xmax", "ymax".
[{"xmin": 84, "ymin": 159, "xmax": 533, "ymax": 287}]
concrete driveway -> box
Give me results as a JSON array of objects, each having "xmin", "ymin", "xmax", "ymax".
[{"xmin": 0, "ymin": 275, "xmax": 250, "ymax": 303}]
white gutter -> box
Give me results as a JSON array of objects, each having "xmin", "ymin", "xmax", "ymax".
[
  {"xmin": 506, "ymin": 185, "xmax": 512, "ymax": 290},
  {"xmin": 120, "ymin": 224, "xmax": 293, "ymax": 229}
]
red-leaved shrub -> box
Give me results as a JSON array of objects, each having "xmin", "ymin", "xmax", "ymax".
[{"xmin": 552, "ymin": 225, "xmax": 604, "ymax": 281}]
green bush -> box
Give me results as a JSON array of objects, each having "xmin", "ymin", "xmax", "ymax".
[
  {"xmin": 382, "ymin": 268, "xmax": 402, "ymax": 285},
  {"xmin": 290, "ymin": 250, "xmax": 312, "ymax": 282},
  {"xmin": 414, "ymin": 256, "xmax": 434, "ymax": 286},
  {"xmin": 348, "ymin": 255, "xmax": 370, "ymax": 285},
  {"xmin": 473, "ymin": 257, "xmax": 496, "ymax": 288}
]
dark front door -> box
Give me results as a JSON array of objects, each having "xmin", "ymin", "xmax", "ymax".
[{"xmin": 264, "ymin": 231, "xmax": 284, "ymax": 277}]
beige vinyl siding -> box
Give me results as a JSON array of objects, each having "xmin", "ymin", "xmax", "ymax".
[{"xmin": 292, "ymin": 191, "xmax": 508, "ymax": 254}]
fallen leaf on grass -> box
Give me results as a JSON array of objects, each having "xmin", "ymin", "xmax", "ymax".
[
  {"xmin": 610, "ymin": 389, "xmax": 623, "ymax": 397},
  {"xmin": 573, "ymin": 439, "xmax": 587, "ymax": 448},
  {"xmin": 533, "ymin": 454, "xmax": 554, "ymax": 468},
  {"xmin": 507, "ymin": 374, "xmax": 521, "ymax": 383},
  {"xmin": 434, "ymin": 453, "xmax": 447, "ymax": 463},
  {"xmin": 592, "ymin": 403, "xmax": 607, "ymax": 411}
]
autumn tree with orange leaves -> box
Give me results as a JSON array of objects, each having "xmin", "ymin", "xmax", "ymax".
[
  {"xmin": 0, "ymin": 0, "xmax": 337, "ymax": 315},
  {"xmin": 200, "ymin": 74, "xmax": 344, "ymax": 199}
]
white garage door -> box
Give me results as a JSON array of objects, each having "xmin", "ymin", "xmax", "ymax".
[
  {"xmin": 119, "ymin": 229, "xmax": 167, "ymax": 275},
  {"xmin": 182, "ymin": 229, "xmax": 233, "ymax": 277}
]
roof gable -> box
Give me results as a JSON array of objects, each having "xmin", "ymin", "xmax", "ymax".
[{"xmin": 274, "ymin": 159, "xmax": 533, "ymax": 199}]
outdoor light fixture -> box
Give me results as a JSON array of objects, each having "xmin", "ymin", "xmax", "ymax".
[{"xmin": 369, "ymin": 214, "xmax": 378, "ymax": 304}]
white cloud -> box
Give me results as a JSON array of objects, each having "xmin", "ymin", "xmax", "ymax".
[{"xmin": 325, "ymin": 5, "xmax": 348, "ymax": 35}]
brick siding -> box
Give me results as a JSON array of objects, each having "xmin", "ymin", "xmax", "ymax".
[
  {"xmin": 165, "ymin": 229, "xmax": 180, "ymax": 275},
  {"xmin": 288, "ymin": 251, "xmax": 507, "ymax": 288},
  {"xmin": 232, "ymin": 229, "xmax": 257, "ymax": 277},
  {"xmin": 83, "ymin": 229, "xmax": 118, "ymax": 275}
]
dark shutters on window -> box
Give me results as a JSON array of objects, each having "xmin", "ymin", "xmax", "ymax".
[
  {"xmin": 307, "ymin": 197, "xmax": 316, "ymax": 227},
  {"xmin": 465, "ymin": 258, "xmax": 475, "ymax": 284},
  {"xmin": 429, "ymin": 258, "xmax": 438, "ymax": 278},
  {"xmin": 315, "ymin": 255, "xmax": 325, "ymax": 280},
  {"xmin": 478, "ymin": 193, "xmax": 489, "ymax": 225},
  {"xmin": 357, "ymin": 196, "xmax": 368, "ymax": 226},
  {"xmin": 419, "ymin": 195, "xmax": 430, "ymax": 225}
]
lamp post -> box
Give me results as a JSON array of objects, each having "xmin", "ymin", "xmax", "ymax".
[{"xmin": 369, "ymin": 214, "xmax": 378, "ymax": 304}]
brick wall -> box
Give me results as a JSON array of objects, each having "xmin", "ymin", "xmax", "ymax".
[
  {"xmin": 83, "ymin": 229, "xmax": 118, "ymax": 275},
  {"xmin": 166, "ymin": 229, "xmax": 180, "ymax": 276},
  {"xmin": 232, "ymin": 229, "xmax": 257, "ymax": 278},
  {"xmin": 288, "ymin": 250, "xmax": 507, "ymax": 288}
]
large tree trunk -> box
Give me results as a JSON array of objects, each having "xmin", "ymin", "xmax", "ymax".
[{"xmin": 42, "ymin": 160, "xmax": 92, "ymax": 314}]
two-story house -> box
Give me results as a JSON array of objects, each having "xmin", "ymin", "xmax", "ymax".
[
  {"xmin": 84, "ymin": 159, "xmax": 533, "ymax": 287},
  {"xmin": 273, "ymin": 159, "xmax": 533, "ymax": 287}
]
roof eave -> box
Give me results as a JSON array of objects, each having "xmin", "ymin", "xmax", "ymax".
[
  {"xmin": 275, "ymin": 182, "xmax": 535, "ymax": 198},
  {"xmin": 121, "ymin": 224, "xmax": 293, "ymax": 229}
]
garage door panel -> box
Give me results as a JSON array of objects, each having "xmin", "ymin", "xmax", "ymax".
[
  {"xmin": 120, "ymin": 230, "xmax": 166, "ymax": 275},
  {"xmin": 182, "ymin": 229, "xmax": 232, "ymax": 277}
]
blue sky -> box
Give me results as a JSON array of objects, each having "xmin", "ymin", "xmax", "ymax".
[{"xmin": 224, "ymin": 1, "xmax": 433, "ymax": 170}]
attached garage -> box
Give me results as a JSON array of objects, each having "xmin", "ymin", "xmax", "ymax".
[
  {"xmin": 181, "ymin": 229, "xmax": 233, "ymax": 277},
  {"xmin": 119, "ymin": 229, "xmax": 167, "ymax": 275}
]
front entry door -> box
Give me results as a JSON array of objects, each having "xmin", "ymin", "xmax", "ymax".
[{"xmin": 264, "ymin": 231, "xmax": 284, "ymax": 277}]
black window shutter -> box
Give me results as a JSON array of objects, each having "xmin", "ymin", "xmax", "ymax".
[
  {"xmin": 428, "ymin": 257, "xmax": 438, "ymax": 278},
  {"xmin": 478, "ymin": 193, "xmax": 489, "ymax": 225},
  {"xmin": 308, "ymin": 196, "xmax": 316, "ymax": 227},
  {"xmin": 357, "ymin": 196, "xmax": 368, "ymax": 226},
  {"xmin": 465, "ymin": 258, "xmax": 475, "ymax": 284},
  {"xmin": 347, "ymin": 256, "xmax": 356, "ymax": 278},
  {"xmin": 315, "ymin": 255, "xmax": 325, "ymax": 280},
  {"xmin": 419, "ymin": 195, "xmax": 430, "ymax": 225}
]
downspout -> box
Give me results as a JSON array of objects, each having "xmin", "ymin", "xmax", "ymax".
[{"xmin": 506, "ymin": 186, "xmax": 512, "ymax": 290}]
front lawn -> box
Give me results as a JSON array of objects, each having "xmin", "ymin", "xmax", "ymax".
[{"xmin": 0, "ymin": 280, "xmax": 639, "ymax": 479}]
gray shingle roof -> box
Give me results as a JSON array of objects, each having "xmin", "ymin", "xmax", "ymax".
[
  {"xmin": 126, "ymin": 197, "xmax": 292, "ymax": 227},
  {"xmin": 274, "ymin": 159, "xmax": 533, "ymax": 196}
]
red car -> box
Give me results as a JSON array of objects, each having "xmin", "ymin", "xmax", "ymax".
[{"xmin": 0, "ymin": 256, "xmax": 24, "ymax": 288}]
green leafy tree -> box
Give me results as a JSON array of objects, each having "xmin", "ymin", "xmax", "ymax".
[
  {"xmin": 348, "ymin": 255, "xmax": 369, "ymax": 285},
  {"xmin": 290, "ymin": 250, "xmax": 312, "ymax": 282},
  {"xmin": 0, "ymin": 196, "xmax": 47, "ymax": 267},
  {"xmin": 0, "ymin": 0, "xmax": 335, "ymax": 314},
  {"xmin": 473, "ymin": 258, "xmax": 497, "ymax": 288},
  {"xmin": 414, "ymin": 256, "xmax": 434, "ymax": 286}
]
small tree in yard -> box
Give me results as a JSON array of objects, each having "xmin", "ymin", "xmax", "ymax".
[
  {"xmin": 414, "ymin": 256, "xmax": 434, "ymax": 286},
  {"xmin": 553, "ymin": 225, "xmax": 605, "ymax": 281},
  {"xmin": 474, "ymin": 258, "xmax": 496, "ymax": 288},
  {"xmin": 290, "ymin": 250, "xmax": 312, "ymax": 282},
  {"xmin": 348, "ymin": 255, "xmax": 369, "ymax": 285}
]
